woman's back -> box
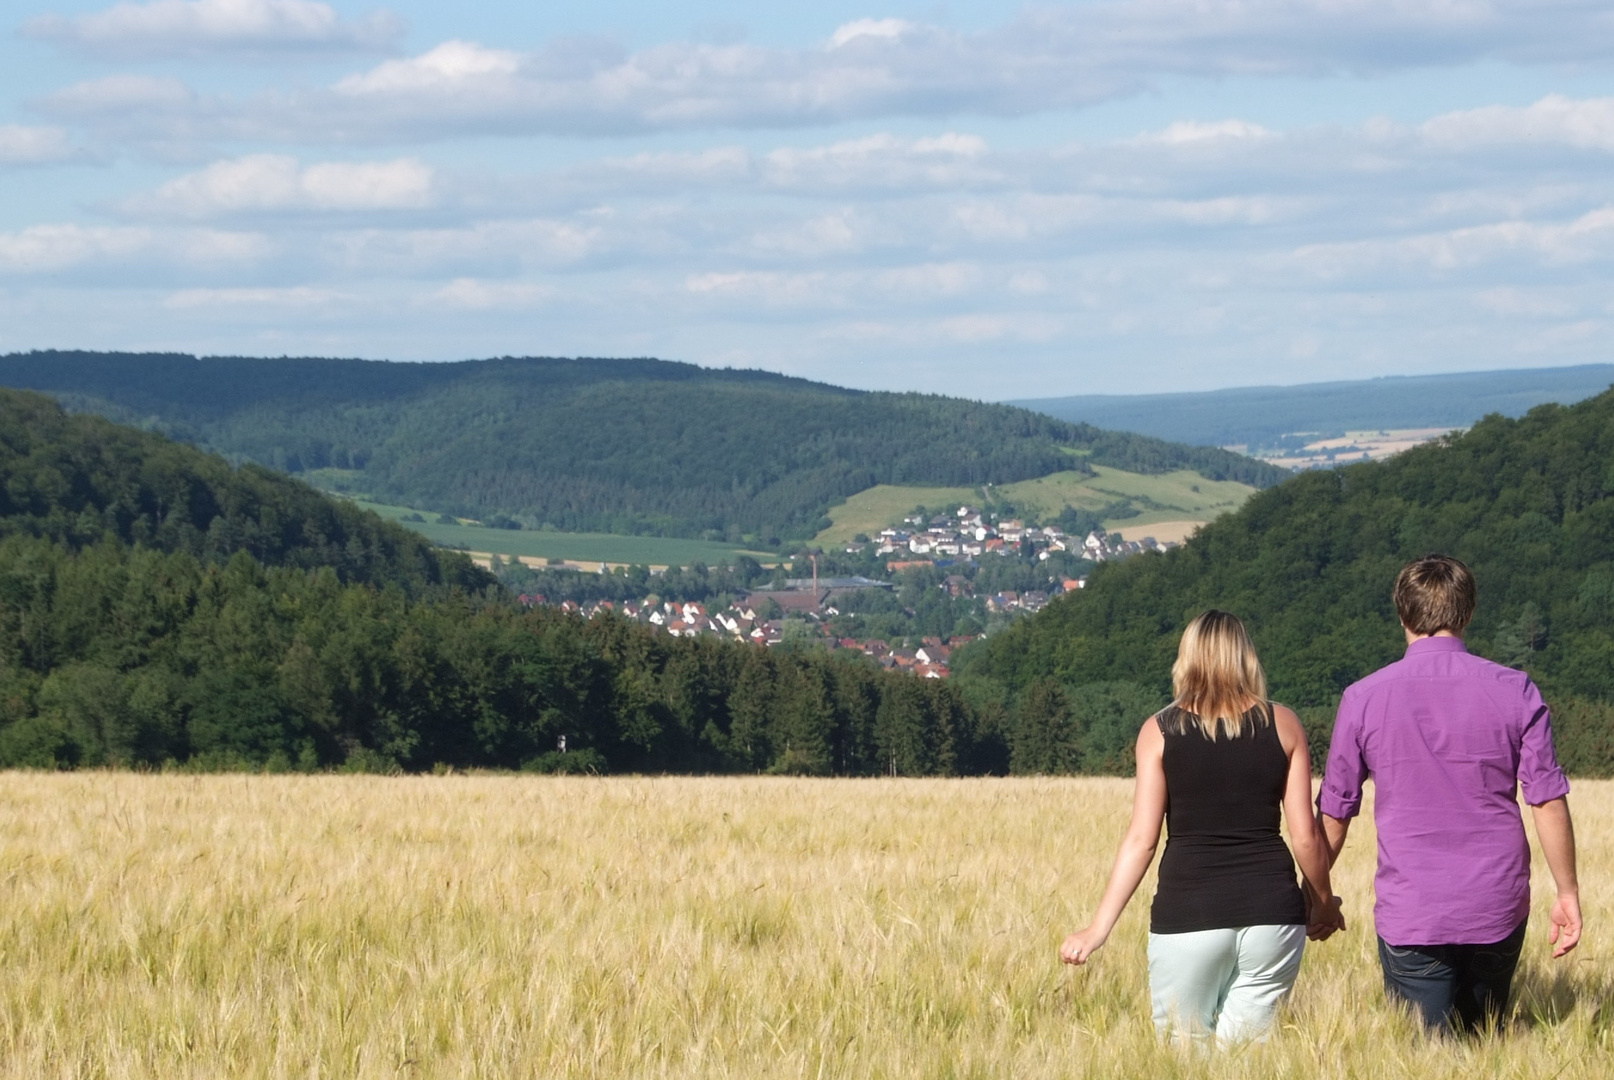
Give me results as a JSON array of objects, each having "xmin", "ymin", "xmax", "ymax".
[{"xmin": 1150, "ymin": 703, "xmax": 1306, "ymax": 934}]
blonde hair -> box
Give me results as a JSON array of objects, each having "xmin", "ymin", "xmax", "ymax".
[{"xmin": 1166, "ymin": 610, "xmax": 1269, "ymax": 739}]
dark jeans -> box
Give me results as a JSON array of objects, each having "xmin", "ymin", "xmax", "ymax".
[{"xmin": 1377, "ymin": 920, "xmax": 1527, "ymax": 1034}]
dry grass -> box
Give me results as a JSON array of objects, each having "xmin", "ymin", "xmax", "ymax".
[{"xmin": 0, "ymin": 774, "xmax": 1607, "ymax": 1078}]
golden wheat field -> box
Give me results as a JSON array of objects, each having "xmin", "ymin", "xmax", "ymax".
[{"xmin": 0, "ymin": 774, "xmax": 1607, "ymax": 1078}]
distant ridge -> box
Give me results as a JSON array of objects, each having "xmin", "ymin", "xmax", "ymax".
[
  {"xmin": 1011, "ymin": 365, "xmax": 1614, "ymax": 447},
  {"xmin": 0, "ymin": 351, "xmax": 1286, "ymax": 546}
]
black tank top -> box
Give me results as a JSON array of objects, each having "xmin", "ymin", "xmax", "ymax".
[{"xmin": 1149, "ymin": 703, "xmax": 1307, "ymax": 934}]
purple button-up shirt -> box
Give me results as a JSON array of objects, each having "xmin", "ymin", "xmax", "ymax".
[{"xmin": 1318, "ymin": 635, "xmax": 1570, "ymax": 946}]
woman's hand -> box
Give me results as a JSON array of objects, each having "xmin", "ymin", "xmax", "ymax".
[{"xmin": 1060, "ymin": 927, "xmax": 1107, "ymax": 965}]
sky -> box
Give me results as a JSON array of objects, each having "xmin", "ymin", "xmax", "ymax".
[{"xmin": 4, "ymin": 1, "xmax": 1614, "ymax": 399}]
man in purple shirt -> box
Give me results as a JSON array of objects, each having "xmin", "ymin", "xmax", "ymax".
[{"xmin": 1317, "ymin": 554, "xmax": 1582, "ymax": 1034}]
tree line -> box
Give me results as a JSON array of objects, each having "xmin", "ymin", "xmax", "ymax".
[{"xmin": 0, "ymin": 533, "xmax": 1003, "ymax": 774}]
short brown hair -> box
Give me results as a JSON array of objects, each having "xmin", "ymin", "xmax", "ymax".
[{"xmin": 1393, "ymin": 555, "xmax": 1475, "ymax": 636}]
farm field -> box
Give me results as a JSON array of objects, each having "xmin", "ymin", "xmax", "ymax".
[
  {"xmin": 810, "ymin": 483, "xmax": 984, "ymax": 545},
  {"xmin": 349, "ymin": 499, "xmax": 772, "ymax": 567},
  {"xmin": 998, "ymin": 465, "xmax": 1257, "ymax": 527},
  {"xmin": 0, "ymin": 774, "xmax": 1606, "ymax": 1079},
  {"xmin": 813, "ymin": 466, "xmax": 1259, "ymax": 546},
  {"xmin": 1228, "ymin": 428, "xmax": 1459, "ymax": 470}
]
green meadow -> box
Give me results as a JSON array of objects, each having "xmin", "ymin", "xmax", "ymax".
[
  {"xmin": 351, "ymin": 500, "xmax": 772, "ymax": 567},
  {"xmin": 813, "ymin": 466, "xmax": 1259, "ymax": 545}
]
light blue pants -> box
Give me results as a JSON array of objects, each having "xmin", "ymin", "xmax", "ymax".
[{"xmin": 1147, "ymin": 924, "xmax": 1306, "ymax": 1043}]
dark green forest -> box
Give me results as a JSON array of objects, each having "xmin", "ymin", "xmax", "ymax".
[
  {"xmin": 0, "ymin": 351, "xmax": 1285, "ymax": 545},
  {"xmin": 0, "ymin": 390, "xmax": 1002, "ymax": 775},
  {"xmin": 957, "ymin": 389, "xmax": 1614, "ymax": 776},
  {"xmin": 0, "ymin": 389, "xmax": 486, "ymax": 596}
]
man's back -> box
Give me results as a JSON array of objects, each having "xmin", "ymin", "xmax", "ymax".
[{"xmin": 1318, "ymin": 635, "xmax": 1568, "ymax": 945}]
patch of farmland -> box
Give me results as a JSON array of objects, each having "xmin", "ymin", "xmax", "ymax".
[{"xmin": 354, "ymin": 499, "xmax": 772, "ymax": 567}]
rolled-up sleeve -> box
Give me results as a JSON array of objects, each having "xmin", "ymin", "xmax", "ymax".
[
  {"xmin": 1518, "ymin": 678, "xmax": 1571, "ymax": 806},
  {"xmin": 1318, "ymin": 688, "xmax": 1369, "ymax": 819}
]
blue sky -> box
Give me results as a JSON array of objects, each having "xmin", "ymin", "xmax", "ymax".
[{"xmin": 5, "ymin": 1, "xmax": 1614, "ymax": 399}]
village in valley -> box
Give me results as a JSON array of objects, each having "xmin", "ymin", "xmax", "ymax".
[{"xmin": 514, "ymin": 503, "xmax": 1181, "ymax": 677}]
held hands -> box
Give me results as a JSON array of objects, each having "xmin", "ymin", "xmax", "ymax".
[
  {"xmin": 1304, "ymin": 885, "xmax": 1346, "ymax": 941},
  {"xmin": 1549, "ymin": 892, "xmax": 1583, "ymax": 958},
  {"xmin": 1060, "ymin": 927, "xmax": 1107, "ymax": 965}
]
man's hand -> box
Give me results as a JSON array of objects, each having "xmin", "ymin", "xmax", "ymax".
[
  {"xmin": 1530, "ymin": 797, "xmax": 1581, "ymax": 959},
  {"xmin": 1060, "ymin": 927, "xmax": 1107, "ymax": 965},
  {"xmin": 1549, "ymin": 892, "xmax": 1582, "ymax": 958}
]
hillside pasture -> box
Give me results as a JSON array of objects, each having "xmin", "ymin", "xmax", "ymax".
[
  {"xmin": 997, "ymin": 465, "xmax": 1257, "ymax": 528},
  {"xmin": 810, "ymin": 483, "xmax": 984, "ymax": 545},
  {"xmin": 0, "ymin": 774, "xmax": 1605, "ymax": 1078},
  {"xmin": 353, "ymin": 499, "xmax": 772, "ymax": 567},
  {"xmin": 814, "ymin": 466, "xmax": 1258, "ymax": 546}
]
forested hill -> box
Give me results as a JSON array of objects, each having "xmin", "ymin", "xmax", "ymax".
[
  {"xmin": 955, "ymin": 388, "xmax": 1614, "ymax": 764},
  {"xmin": 0, "ymin": 351, "xmax": 1286, "ymax": 543},
  {"xmin": 0, "ymin": 388, "xmax": 489, "ymax": 594},
  {"xmin": 0, "ymin": 390, "xmax": 993, "ymax": 775}
]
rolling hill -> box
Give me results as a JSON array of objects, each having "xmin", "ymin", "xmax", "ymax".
[
  {"xmin": 0, "ymin": 388, "xmax": 487, "ymax": 595},
  {"xmin": 0, "ymin": 351, "xmax": 1287, "ymax": 547}
]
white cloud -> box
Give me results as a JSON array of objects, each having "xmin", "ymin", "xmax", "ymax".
[
  {"xmin": 335, "ymin": 40, "xmax": 521, "ymax": 93},
  {"xmin": 0, "ymin": 225, "xmax": 151, "ymax": 273},
  {"xmin": 1142, "ymin": 120, "xmax": 1274, "ymax": 145},
  {"xmin": 1007, "ymin": 270, "xmax": 1051, "ymax": 295},
  {"xmin": 1421, "ymin": 95, "xmax": 1614, "ymax": 152},
  {"xmin": 322, "ymin": 218, "xmax": 603, "ymax": 276},
  {"xmin": 41, "ymin": 74, "xmax": 195, "ymax": 115},
  {"xmin": 565, "ymin": 147, "xmax": 753, "ymax": 195},
  {"xmin": 430, "ymin": 278, "xmax": 554, "ymax": 310},
  {"xmin": 749, "ymin": 209, "xmax": 872, "ymax": 257},
  {"xmin": 0, "ymin": 126, "xmax": 80, "ymax": 167},
  {"xmin": 1290, "ymin": 205, "xmax": 1614, "ymax": 279},
  {"xmin": 1475, "ymin": 287, "xmax": 1576, "ymax": 317},
  {"xmin": 828, "ymin": 19, "xmax": 916, "ymax": 50},
  {"xmin": 872, "ymin": 262, "xmax": 981, "ymax": 297},
  {"xmin": 24, "ymin": 0, "xmax": 402, "ymax": 60},
  {"xmin": 682, "ymin": 263, "xmax": 984, "ymax": 309},
  {"xmin": 0, "ymin": 223, "xmax": 269, "ymax": 274},
  {"xmin": 940, "ymin": 314, "xmax": 1014, "ymax": 342},
  {"xmin": 164, "ymin": 285, "xmax": 346, "ymax": 308},
  {"xmin": 761, "ymin": 133, "xmax": 995, "ymax": 191},
  {"xmin": 129, "ymin": 155, "xmax": 434, "ymax": 217},
  {"xmin": 684, "ymin": 270, "xmax": 833, "ymax": 307},
  {"xmin": 39, "ymin": 0, "xmax": 1614, "ymax": 144},
  {"xmin": 949, "ymin": 195, "xmax": 1107, "ymax": 242},
  {"xmin": 814, "ymin": 311, "xmax": 1066, "ymax": 347}
]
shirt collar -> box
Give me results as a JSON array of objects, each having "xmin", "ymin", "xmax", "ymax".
[{"xmin": 1405, "ymin": 635, "xmax": 1468, "ymax": 657}]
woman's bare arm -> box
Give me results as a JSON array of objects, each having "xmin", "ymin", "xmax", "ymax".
[
  {"xmin": 1273, "ymin": 704, "xmax": 1343, "ymax": 937},
  {"xmin": 1060, "ymin": 717, "xmax": 1168, "ymax": 965}
]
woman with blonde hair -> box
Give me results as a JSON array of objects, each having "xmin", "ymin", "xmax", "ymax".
[{"xmin": 1059, "ymin": 610, "xmax": 1342, "ymax": 1042}]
